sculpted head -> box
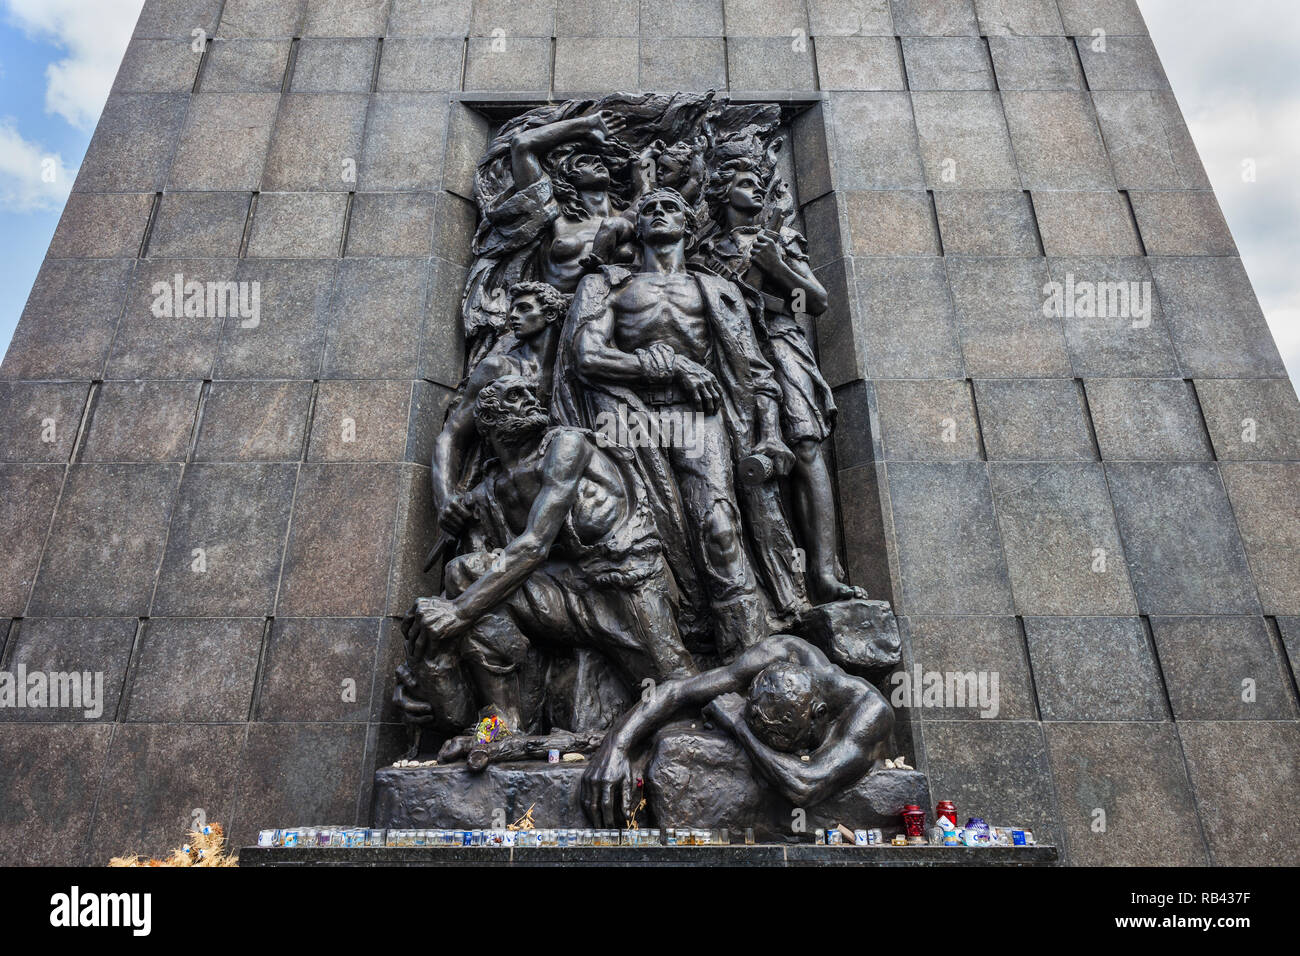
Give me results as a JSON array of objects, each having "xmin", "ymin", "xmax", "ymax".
[
  {"xmin": 475, "ymin": 375, "xmax": 548, "ymax": 447},
  {"xmin": 633, "ymin": 188, "xmax": 694, "ymax": 246},
  {"xmin": 705, "ymin": 157, "xmax": 770, "ymax": 224},
  {"xmin": 745, "ymin": 662, "xmax": 829, "ymax": 753},
  {"xmin": 508, "ymin": 281, "xmax": 569, "ymax": 337}
]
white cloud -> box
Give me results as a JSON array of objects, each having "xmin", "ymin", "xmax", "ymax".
[
  {"xmin": 1139, "ymin": 0, "xmax": 1300, "ymax": 387},
  {"xmin": 4, "ymin": 0, "xmax": 145, "ymax": 129},
  {"xmin": 0, "ymin": 120, "xmax": 72, "ymax": 211}
]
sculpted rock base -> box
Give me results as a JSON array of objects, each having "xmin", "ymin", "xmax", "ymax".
[
  {"xmin": 373, "ymin": 762, "xmax": 589, "ymax": 829},
  {"xmin": 795, "ymin": 599, "xmax": 901, "ymax": 675}
]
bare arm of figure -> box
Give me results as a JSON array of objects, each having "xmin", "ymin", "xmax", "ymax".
[{"xmin": 509, "ymin": 111, "xmax": 626, "ymax": 189}]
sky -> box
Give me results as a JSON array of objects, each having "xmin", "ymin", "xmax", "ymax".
[{"xmin": 0, "ymin": 0, "xmax": 1297, "ymax": 387}]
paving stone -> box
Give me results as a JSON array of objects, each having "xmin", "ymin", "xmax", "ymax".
[
  {"xmin": 134, "ymin": 0, "xmax": 226, "ymax": 37},
  {"xmin": 106, "ymin": 259, "xmax": 235, "ymax": 379},
  {"xmin": 291, "ymin": 37, "xmax": 379, "ymax": 91},
  {"xmin": 0, "ymin": 618, "xmax": 137, "ymax": 722},
  {"xmin": 88, "ymin": 723, "xmax": 244, "ymax": 862},
  {"xmin": 80, "ymin": 381, "xmax": 202, "ymax": 462},
  {"xmin": 345, "ymin": 193, "xmax": 436, "ymax": 256},
  {"xmin": 0, "ymin": 384, "xmax": 89, "ymax": 463},
  {"xmin": 640, "ymin": 38, "xmax": 727, "ymax": 91},
  {"xmin": 127, "ymin": 619, "xmax": 264, "ymax": 721},
  {"xmin": 1056, "ymin": 0, "xmax": 1148, "ymax": 35},
  {"xmin": 276, "ymin": 462, "xmax": 402, "ymax": 616},
  {"xmin": 901, "ymin": 37, "xmax": 995, "ymax": 90},
  {"xmin": 874, "ymin": 380, "xmax": 979, "ymax": 461},
  {"xmin": 75, "ymin": 93, "xmax": 189, "ymax": 192},
  {"xmin": 1220, "ymin": 463, "xmax": 1300, "ymax": 616},
  {"xmin": 1128, "ymin": 191, "xmax": 1236, "ymax": 256},
  {"xmin": 0, "ymin": 725, "xmax": 113, "ymax": 866},
  {"xmin": 1195, "ymin": 378, "xmax": 1300, "ymax": 462},
  {"xmin": 1044, "ymin": 722, "xmax": 1206, "ymax": 865},
  {"xmin": 555, "ymin": 0, "xmax": 639, "ymax": 35},
  {"xmin": 1045, "ymin": 256, "xmax": 1180, "ymax": 377},
  {"xmin": 1, "ymin": 260, "xmax": 133, "ymax": 382},
  {"xmin": 322, "ymin": 258, "xmax": 429, "ymax": 378},
  {"xmin": 168, "ymin": 92, "xmax": 281, "ymax": 191},
  {"xmin": 376, "ymin": 37, "xmax": 464, "ymax": 90},
  {"xmin": 360, "ymin": 93, "xmax": 450, "ymax": 190},
  {"xmin": 973, "ymin": 0, "xmax": 1064, "ymax": 35},
  {"xmin": 1151, "ymin": 616, "xmax": 1297, "ymax": 721},
  {"xmin": 1105, "ymin": 462, "xmax": 1260, "ymax": 615},
  {"xmin": 899, "ymin": 616, "xmax": 1036, "ymax": 718},
  {"xmin": 911, "ymin": 91, "xmax": 1020, "ymax": 190},
  {"xmin": 1084, "ymin": 378, "xmax": 1212, "ymax": 461},
  {"xmin": 471, "ymin": 0, "xmax": 557, "ymax": 35},
  {"xmin": 885, "ymin": 461, "xmax": 1014, "ymax": 615},
  {"xmin": 1077, "ymin": 35, "xmax": 1168, "ymax": 90},
  {"xmin": 1178, "ymin": 721, "xmax": 1300, "ymax": 866},
  {"xmin": 112, "ymin": 37, "xmax": 204, "ymax": 93},
  {"xmin": 853, "ymin": 258, "xmax": 965, "ymax": 379},
  {"xmin": 385, "ymin": 0, "xmax": 471, "ymax": 34},
  {"xmin": 991, "ymin": 462, "xmax": 1137, "ymax": 615},
  {"xmin": 247, "ymin": 192, "xmax": 347, "ymax": 258},
  {"xmin": 215, "ymin": 259, "xmax": 337, "ymax": 377},
  {"xmin": 554, "ymin": 36, "xmax": 639, "ymax": 92},
  {"xmin": 1092, "ymin": 91, "xmax": 1209, "ymax": 190},
  {"xmin": 1030, "ymin": 190, "xmax": 1142, "ymax": 256},
  {"xmin": 219, "ymin": 0, "xmax": 309, "ymax": 36},
  {"xmin": 257, "ymin": 617, "xmax": 381, "ymax": 720},
  {"xmin": 1149, "ymin": 257, "xmax": 1286, "ymax": 378},
  {"xmin": 152, "ymin": 463, "xmax": 297, "ymax": 616},
  {"xmin": 464, "ymin": 36, "xmax": 552, "ymax": 90},
  {"xmin": 988, "ymin": 36, "xmax": 1083, "ymax": 90},
  {"xmin": 726, "ymin": 37, "xmax": 817, "ymax": 90},
  {"xmin": 46, "ymin": 193, "xmax": 152, "ymax": 259},
  {"xmin": 844, "ymin": 191, "xmax": 939, "ymax": 256},
  {"xmin": 945, "ymin": 257, "xmax": 1073, "ymax": 377},
  {"xmin": 420, "ymin": 256, "xmax": 469, "ymax": 386},
  {"xmin": 1023, "ymin": 617, "xmax": 1167, "ymax": 721},
  {"xmin": 1001, "ymin": 91, "xmax": 1115, "ymax": 190},
  {"xmin": 202, "ymin": 38, "xmax": 292, "ymax": 91},
  {"xmin": 827, "ymin": 93, "xmax": 925, "ymax": 190},
  {"xmin": 193, "ymin": 380, "xmax": 312, "ymax": 461},
  {"xmin": 807, "ymin": 0, "xmax": 894, "ymax": 35},
  {"xmin": 890, "ymin": 0, "xmax": 978, "ymax": 36},
  {"xmin": 921, "ymin": 720, "xmax": 1058, "ymax": 846},
  {"xmin": 28, "ymin": 464, "xmax": 182, "ymax": 617},
  {"xmin": 933, "ymin": 191, "xmax": 1040, "ymax": 255},
  {"xmin": 814, "ymin": 36, "xmax": 905, "ymax": 90},
  {"xmin": 263, "ymin": 93, "xmax": 369, "ymax": 191},
  {"xmin": 147, "ymin": 191, "xmax": 252, "ymax": 258},
  {"xmin": 302, "ymin": 0, "xmax": 392, "ymax": 36},
  {"xmin": 308, "ymin": 380, "xmax": 413, "ymax": 460},
  {"xmin": 974, "ymin": 379, "xmax": 1095, "ymax": 460}
]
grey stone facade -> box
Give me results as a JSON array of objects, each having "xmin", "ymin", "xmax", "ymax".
[{"xmin": 0, "ymin": 0, "xmax": 1296, "ymax": 865}]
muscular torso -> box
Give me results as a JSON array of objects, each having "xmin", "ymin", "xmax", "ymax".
[
  {"xmin": 609, "ymin": 272, "xmax": 712, "ymax": 365},
  {"xmin": 491, "ymin": 437, "xmax": 629, "ymax": 555},
  {"xmin": 542, "ymin": 216, "xmax": 602, "ymax": 293}
]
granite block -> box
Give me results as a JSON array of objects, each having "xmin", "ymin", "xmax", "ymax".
[
  {"xmin": 933, "ymin": 191, "xmax": 1041, "ymax": 256},
  {"xmin": 911, "ymin": 91, "xmax": 1020, "ymax": 190},
  {"xmin": 726, "ymin": 37, "xmax": 817, "ymax": 91},
  {"xmin": 990, "ymin": 462, "xmax": 1137, "ymax": 615},
  {"xmin": 345, "ymin": 193, "xmax": 437, "ymax": 256},
  {"xmin": 973, "ymin": 0, "xmax": 1064, "ymax": 35},
  {"xmin": 106, "ymin": 259, "xmax": 235, "ymax": 379},
  {"xmin": 147, "ymin": 191, "xmax": 252, "ymax": 258},
  {"xmin": 219, "ymin": 0, "xmax": 309, "ymax": 36},
  {"xmin": 168, "ymin": 92, "xmax": 280, "ymax": 191},
  {"xmin": 0, "ymin": 466, "xmax": 64, "ymax": 616},
  {"xmin": 1092, "ymin": 91, "xmax": 1209, "ymax": 190},
  {"xmin": 376, "ymin": 37, "xmax": 465, "ymax": 91},
  {"xmin": 639, "ymin": 0, "xmax": 723, "ymax": 35},
  {"xmin": 308, "ymin": 380, "xmax": 413, "ymax": 461},
  {"xmin": 127, "ymin": 618, "xmax": 264, "ymax": 721},
  {"xmin": 1220, "ymin": 463, "xmax": 1300, "ymax": 616},
  {"xmin": 0, "ymin": 383, "xmax": 90, "ymax": 463},
  {"xmin": 1056, "ymin": 0, "xmax": 1148, "ymax": 35},
  {"xmin": 134, "ymin": 0, "xmax": 226, "ymax": 38},
  {"xmin": 263, "ymin": 93, "xmax": 370, "ymax": 191},
  {"xmin": 808, "ymin": 0, "xmax": 894, "ymax": 35},
  {"xmin": 247, "ymin": 192, "xmax": 349, "ymax": 257},
  {"xmin": 827, "ymin": 93, "xmax": 925, "ymax": 190},
  {"xmin": 988, "ymin": 36, "xmax": 1084, "ymax": 90},
  {"xmin": 844, "ymin": 191, "xmax": 940, "ymax": 256},
  {"xmin": 945, "ymin": 257, "xmax": 1072, "ymax": 377},
  {"xmin": 470, "ymin": 0, "xmax": 557, "ymax": 35},
  {"xmin": 901, "ymin": 37, "xmax": 995, "ymax": 90},
  {"xmin": 1128, "ymin": 191, "xmax": 1237, "ymax": 257},
  {"xmin": 900, "ymin": 616, "xmax": 1036, "ymax": 719},
  {"xmin": 48, "ymin": 192, "xmax": 154, "ymax": 259},
  {"xmin": 885, "ymin": 461, "xmax": 1014, "ymax": 615},
  {"xmin": 1105, "ymin": 462, "xmax": 1260, "ymax": 615},
  {"xmin": 214, "ymin": 259, "xmax": 337, "ymax": 377},
  {"xmin": 322, "ymin": 258, "xmax": 429, "ymax": 378},
  {"xmin": 193, "ymin": 380, "xmax": 314, "ymax": 461},
  {"xmin": 302, "ymin": 0, "xmax": 392, "ymax": 36},
  {"xmin": 556, "ymin": 0, "xmax": 639, "ymax": 35},
  {"xmin": 973, "ymin": 379, "xmax": 1095, "ymax": 461},
  {"xmin": 75, "ymin": 93, "xmax": 189, "ymax": 192},
  {"xmin": 80, "ymin": 380, "xmax": 202, "ymax": 462},
  {"xmin": 1076, "ymin": 36, "xmax": 1168, "ymax": 91},
  {"xmin": 202, "ymin": 38, "xmax": 292, "ymax": 91},
  {"xmin": 113, "ymin": 37, "xmax": 204, "ymax": 93},
  {"xmin": 387, "ymin": 0, "xmax": 473, "ymax": 36},
  {"xmin": 890, "ymin": 0, "xmax": 978, "ymax": 36},
  {"xmin": 1152, "ymin": 616, "xmax": 1297, "ymax": 721},
  {"xmin": 815, "ymin": 36, "xmax": 906, "ymax": 91},
  {"xmin": 0, "ymin": 617, "xmax": 137, "ymax": 722},
  {"xmin": 1149, "ymin": 257, "xmax": 1285, "ymax": 378},
  {"xmin": 151, "ymin": 463, "xmax": 298, "ymax": 616},
  {"xmin": 360, "ymin": 93, "xmax": 450, "ymax": 190},
  {"xmin": 464, "ymin": 36, "xmax": 552, "ymax": 91},
  {"xmin": 1084, "ymin": 378, "xmax": 1213, "ymax": 461},
  {"xmin": 874, "ymin": 379, "xmax": 981, "ymax": 461},
  {"xmin": 1023, "ymin": 617, "xmax": 1167, "ymax": 721},
  {"xmin": 276, "ymin": 463, "xmax": 402, "ymax": 616},
  {"xmin": 28, "ymin": 464, "xmax": 182, "ymax": 617},
  {"xmin": 640, "ymin": 38, "xmax": 727, "ymax": 91},
  {"xmin": 257, "ymin": 617, "xmax": 381, "ymax": 721},
  {"xmin": 1030, "ymin": 191, "xmax": 1142, "ymax": 256},
  {"xmin": 389, "ymin": 463, "xmax": 438, "ymax": 614},
  {"xmin": 555, "ymin": 36, "xmax": 639, "ymax": 92},
  {"xmin": 723, "ymin": 0, "xmax": 808, "ymax": 36},
  {"xmin": 1195, "ymin": 379, "xmax": 1300, "ymax": 462},
  {"xmin": 443, "ymin": 104, "xmax": 492, "ymax": 199},
  {"xmin": 853, "ymin": 258, "xmax": 965, "ymax": 379},
  {"xmin": 1044, "ymin": 722, "xmax": 1206, "ymax": 865},
  {"xmin": 420, "ymin": 256, "xmax": 469, "ymax": 386},
  {"xmin": 291, "ymin": 38, "xmax": 379, "ymax": 91},
  {"xmin": 1001, "ymin": 91, "xmax": 1115, "ymax": 190}
]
